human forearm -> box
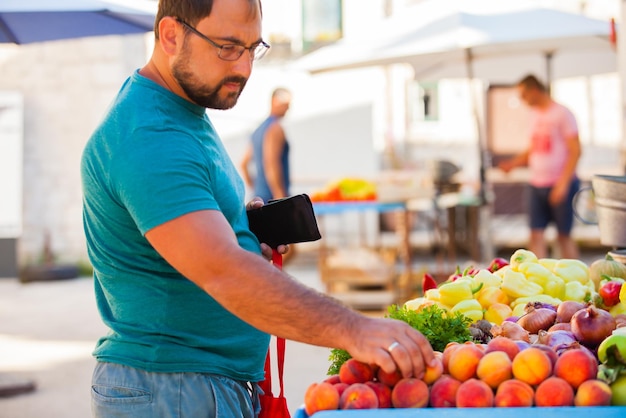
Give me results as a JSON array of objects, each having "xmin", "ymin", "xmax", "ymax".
[
  {"xmin": 498, "ymin": 150, "xmax": 529, "ymax": 172},
  {"xmin": 146, "ymin": 209, "xmax": 436, "ymax": 378}
]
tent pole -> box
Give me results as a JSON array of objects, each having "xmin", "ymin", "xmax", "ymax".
[
  {"xmin": 465, "ymin": 48, "xmax": 494, "ymax": 262},
  {"xmin": 545, "ymin": 51, "xmax": 553, "ymax": 94}
]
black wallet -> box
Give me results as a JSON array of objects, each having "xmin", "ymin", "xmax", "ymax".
[{"xmin": 246, "ymin": 194, "xmax": 322, "ymax": 248}]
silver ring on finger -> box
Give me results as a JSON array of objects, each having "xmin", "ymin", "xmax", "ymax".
[{"xmin": 387, "ymin": 341, "xmax": 400, "ymax": 353}]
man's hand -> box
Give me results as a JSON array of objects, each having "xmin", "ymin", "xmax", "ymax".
[
  {"xmin": 342, "ymin": 317, "xmax": 437, "ymax": 379},
  {"xmin": 246, "ymin": 197, "xmax": 289, "ymax": 261},
  {"xmin": 549, "ymin": 181, "xmax": 568, "ymax": 206}
]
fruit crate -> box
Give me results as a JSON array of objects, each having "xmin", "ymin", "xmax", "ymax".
[
  {"xmin": 293, "ymin": 406, "xmax": 626, "ymax": 417},
  {"xmin": 318, "ymin": 247, "xmax": 400, "ymax": 309}
]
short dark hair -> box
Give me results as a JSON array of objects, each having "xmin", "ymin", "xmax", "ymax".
[
  {"xmin": 517, "ymin": 74, "xmax": 547, "ymax": 93},
  {"xmin": 154, "ymin": 0, "xmax": 262, "ymax": 39}
]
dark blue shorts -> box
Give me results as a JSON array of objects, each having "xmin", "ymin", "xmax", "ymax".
[{"xmin": 529, "ymin": 177, "xmax": 580, "ymax": 234}]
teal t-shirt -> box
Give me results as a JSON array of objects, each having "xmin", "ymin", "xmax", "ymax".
[{"xmin": 81, "ymin": 70, "xmax": 269, "ymax": 381}]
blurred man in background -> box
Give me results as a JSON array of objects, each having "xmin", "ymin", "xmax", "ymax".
[{"xmin": 498, "ymin": 74, "xmax": 581, "ymax": 259}]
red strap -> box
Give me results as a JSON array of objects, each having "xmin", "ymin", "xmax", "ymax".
[
  {"xmin": 276, "ymin": 336, "xmax": 286, "ymax": 397},
  {"xmin": 272, "ymin": 249, "xmax": 282, "ymax": 269},
  {"xmin": 261, "ymin": 249, "xmax": 286, "ymax": 397}
]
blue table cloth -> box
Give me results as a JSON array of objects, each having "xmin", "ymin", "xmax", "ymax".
[
  {"xmin": 312, "ymin": 201, "xmax": 405, "ymax": 216},
  {"xmin": 294, "ymin": 406, "xmax": 626, "ymax": 418}
]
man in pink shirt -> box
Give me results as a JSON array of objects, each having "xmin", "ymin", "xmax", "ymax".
[{"xmin": 499, "ymin": 74, "xmax": 581, "ymax": 259}]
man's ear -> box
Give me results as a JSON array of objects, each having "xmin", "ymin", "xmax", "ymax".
[{"xmin": 158, "ymin": 16, "xmax": 181, "ymax": 56}]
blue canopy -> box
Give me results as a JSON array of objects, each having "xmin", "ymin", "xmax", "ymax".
[{"xmin": 0, "ymin": 0, "xmax": 156, "ymax": 44}]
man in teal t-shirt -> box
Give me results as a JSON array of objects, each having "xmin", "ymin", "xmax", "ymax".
[{"xmin": 82, "ymin": 1, "xmax": 435, "ymax": 417}]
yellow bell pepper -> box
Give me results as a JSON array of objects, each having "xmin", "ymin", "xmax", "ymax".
[
  {"xmin": 543, "ymin": 275, "xmax": 566, "ymax": 299},
  {"xmin": 451, "ymin": 299, "xmax": 484, "ymax": 323},
  {"xmin": 553, "ymin": 259, "xmax": 590, "ymax": 284},
  {"xmin": 622, "ymin": 282, "xmax": 626, "ymax": 304},
  {"xmin": 438, "ymin": 280, "xmax": 481, "ymax": 307},
  {"xmin": 493, "ymin": 265, "xmax": 511, "ymax": 279},
  {"xmin": 512, "ymin": 302, "xmax": 527, "ymax": 318},
  {"xmin": 476, "ymin": 286, "xmax": 510, "ymax": 309},
  {"xmin": 484, "ymin": 303, "xmax": 513, "ymax": 325},
  {"xmin": 501, "ymin": 269, "xmax": 543, "ymax": 299},
  {"xmin": 510, "ymin": 294, "xmax": 562, "ymax": 309},
  {"xmin": 538, "ymin": 258, "xmax": 558, "ymax": 271},
  {"xmin": 404, "ymin": 297, "xmax": 427, "ymax": 311},
  {"xmin": 610, "ymin": 302, "xmax": 626, "ymax": 317},
  {"xmin": 518, "ymin": 261, "xmax": 553, "ymax": 288},
  {"xmin": 472, "ymin": 269, "xmax": 502, "ymax": 288},
  {"xmin": 564, "ymin": 280, "xmax": 591, "ymax": 302},
  {"xmin": 510, "ymin": 249, "xmax": 538, "ymax": 271},
  {"xmin": 425, "ymin": 288, "xmax": 440, "ymax": 302}
]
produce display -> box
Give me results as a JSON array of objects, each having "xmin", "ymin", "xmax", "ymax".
[
  {"xmin": 310, "ymin": 178, "xmax": 377, "ymax": 202},
  {"xmin": 302, "ymin": 249, "xmax": 626, "ymax": 415}
]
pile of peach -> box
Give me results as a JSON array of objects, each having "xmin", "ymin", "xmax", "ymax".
[{"xmin": 304, "ymin": 337, "xmax": 612, "ymax": 415}]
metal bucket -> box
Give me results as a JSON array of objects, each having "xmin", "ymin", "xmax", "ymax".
[{"xmin": 574, "ymin": 174, "xmax": 626, "ymax": 248}]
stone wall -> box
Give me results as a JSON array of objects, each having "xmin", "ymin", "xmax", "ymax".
[{"xmin": 0, "ymin": 34, "xmax": 149, "ymax": 266}]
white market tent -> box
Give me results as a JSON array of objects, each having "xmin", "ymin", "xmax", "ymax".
[
  {"xmin": 293, "ymin": 7, "xmax": 616, "ymax": 84},
  {"xmin": 292, "ymin": 7, "xmax": 618, "ymax": 260}
]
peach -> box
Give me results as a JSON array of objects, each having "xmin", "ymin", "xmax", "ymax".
[
  {"xmin": 324, "ymin": 375, "xmax": 341, "ymax": 384},
  {"xmin": 304, "ymin": 382, "xmax": 340, "ymax": 415},
  {"xmin": 442, "ymin": 342, "xmax": 461, "ymax": 373},
  {"xmin": 575, "ymin": 379, "xmax": 612, "ymax": 406},
  {"xmin": 455, "ymin": 378, "xmax": 494, "ymax": 407},
  {"xmin": 511, "ymin": 346, "xmax": 552, "ymax": 385},
  {"xmin": 429, "ymin": 374, "xmax": 462, "ymax": 408},
  {"xmin": 484, "ymin": 302, "xmax": 513, "ymax": 325},
  {"xmin": 534, "ymin": 377, "xmax": 574, "ymax": 407},
  {"xmin": 339, "ymin": 383, "xmax": 379, "ymax": 409},
  {"xmin": 553, "ymin": 348, "xmax": 598, "ymax": 389},
  {"xmin": 476, "ymin": 351, "xmax": 513, "ymax": 389},
  {"xmin": 448, "ymin": 343, "xmax": 484, "ymax": 382},
  {"xmin": 485, "ymin": 336, "xmax": 520, "ymax": 361},
  {"xmin": 376, "ymin": 367, "xmax": 402, "ymax": 388},
  {"xmin": 365, "ymin": 381, "xmax": 392, "ymax": 408},
  {"xmin": 339, "ymin": 358, "xmax": 375, "ymax": 385},
  {"xmin": 391, "ymin": 377, "xmax": 429, "ymax": 408},
  {"xmin": 422, "ymin": 355, "xmax": 444, "ymax": 385},
  {"xmin": 334, "ymin": 382, "xmax": 349, "ymax": 397},
  {"xmin": 494, "ymin": 379, "xmax": 535, "ymax": 407},
  {"xmin": 532, "ymin": 344, "xmax": 558, "ymax": 367}
]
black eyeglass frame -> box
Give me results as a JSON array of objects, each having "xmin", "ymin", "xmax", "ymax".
[{"xmin": 176, "ymin": 18, "xmax": 270, "ymax": 61}]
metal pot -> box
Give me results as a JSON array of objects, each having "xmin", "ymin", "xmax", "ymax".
[{"xmin": 574, "ymin": 174, "xmax": 626, "ymax": 248}]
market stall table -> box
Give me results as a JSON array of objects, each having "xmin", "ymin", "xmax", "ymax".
[
  {"xmin": 294, "ymin": 406, "xmax": 626, "ymax": 418},
  {"xmin": 312, "ymin": 201, "xmax": 413, "ymax": 307}
]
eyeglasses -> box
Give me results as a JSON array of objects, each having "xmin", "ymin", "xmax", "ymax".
[{"xmin": 176, "ymin": 18, "xmax": 270, "ymax": 61}]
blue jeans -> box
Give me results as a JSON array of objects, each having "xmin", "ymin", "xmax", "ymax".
[{"xmin": 91, "ymin": 362, "xmax": 261, "ymax": 418}]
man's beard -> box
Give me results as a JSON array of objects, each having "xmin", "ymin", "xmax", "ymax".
[{"xmin": 172, "ymin": 43, "xmax": 248, "ymax": 110}]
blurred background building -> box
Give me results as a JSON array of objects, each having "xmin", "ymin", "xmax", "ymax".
[{"xmin": 0, "ymin": 0, "xmax": 623, "ymax": 276}]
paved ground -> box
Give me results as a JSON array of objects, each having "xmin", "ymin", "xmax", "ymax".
[
  {"xmin": 0, "ymin": 252, "xmax": 337, "ymax": 417},
  {"xmin": 0, "ymin": 242, "xmax": 610, "ymax": 417}
]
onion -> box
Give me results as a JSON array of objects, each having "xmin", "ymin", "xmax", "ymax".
[
  {"xmin": 554, "ymin": 340, "xmax": 596, "ymax": 358},
  {"xmin": 536, "ymin": 329, "xmax": 577, "ymax": 349},
  {"xmin": 570, "ymin": 305, "xmax": 617, "ymax": 347},
  {"xmin": 556, "ymin": 300, "xmax": 587, "ymax": 323},
  {"xmin": 517, "ymin": 306, "xmax": 557, "ymax": 334},
  {"xmin": 492, "ymin": 320, "xmax": 530, "ymax": 342},
  {"xmin": 615, "ymin": 314, "xmax": 626, "ymax": 329},
  {"xmin": 525, "ymin": 301, "xmax": 557, "ymax": 312},
  {"xmin": 548, "ymin": 322, "xmax": 571, "ymax": 332}
]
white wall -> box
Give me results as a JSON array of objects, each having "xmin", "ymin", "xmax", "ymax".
[{"xmin": 0, "ymin": 34, "xmax": 148, "ymax": 265}]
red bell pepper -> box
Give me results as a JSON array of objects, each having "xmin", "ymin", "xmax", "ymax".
[
  {"xmin": 599, "ymin": 280, "xmax": 623, "ymax": 307},
  {"xmin": 488, "ymin": 257, "xmax": 509, "ymax": 272},
  {"xmin": 422, "ymin": 272, "xmax": 438, "ymax": 293}
]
